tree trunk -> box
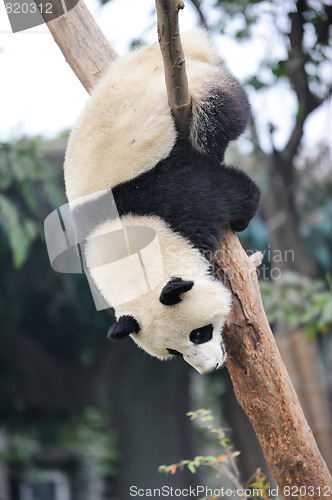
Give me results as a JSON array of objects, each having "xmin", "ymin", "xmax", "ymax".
[
  {"xmin": 214, "ymin": 231, "xmax": 332, "ymax": 496},
  {"xmin": 34, "ymin": 0, "xmax": 332, "ymax": 496},
  {"xmin": 261, "ymin": 156, "xmax": 317, "ymax": 278},
  {"xmin": 262, "ymin": 154, "xmax": 332, "ymax": 471},
  {"xmin": 36, "ymin": 0, "xmax": 118, "ymax": 92},
  {"xmin": 277, "ymin": 329, "xmax": 332, "ymax": 471},
  {"xmin": 222, "ymin": 372, "xmax": 276, "ymax": 486}
]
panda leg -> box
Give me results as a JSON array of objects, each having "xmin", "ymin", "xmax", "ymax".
[
  {"xmin": 230, "ymin": 219, "xmax": 251, "ymax": 232},
  {"xmin": 217, "ymin": 165, "xmax": 261, "ymax": 233}
]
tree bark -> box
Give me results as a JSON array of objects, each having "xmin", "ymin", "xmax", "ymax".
[
  {"xmin": 35, "ymin": 0, "xmax": 118, "ymax": 92},
  {"xmin": 277, "ymin": 329, "xmax": 332, "ymax": 469},
  {"xmin": 155, "ymin": 0, "xmax": 192, "ymax": 137},
  {"xmin": 34, "ymin": 0, "xmax": 332, "ymax": 496},
  {"xmin": 214, "ymin": 230, "xmax": 332, "ymax": 497}
]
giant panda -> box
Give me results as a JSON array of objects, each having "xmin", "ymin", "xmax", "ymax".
[{"xmin": 64, "ymin": 30, "xmax": 260, "ymax": 375}]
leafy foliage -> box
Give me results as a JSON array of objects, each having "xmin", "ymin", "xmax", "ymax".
[
  {"xmin": 260, "ymin": 271, "xmax": 332, "ymax": 337},
  {"xmin": 0, "ymin": 431, "xmax": 40, "ymax": 464},
  {"xmin": 0, "ymin": 138, "xmax": 64, "ymax": 268},
  {"xmin": 159, "ymin": 409, "xmax": 274, "ymax": 499},
  {"xmin": 213, "ymin": 0, "xmax": 332, "ymax": 102},
  {"xmin": 0, "ymin": 135, "xmax": 117, "ymax": 482},
  {"xmin": 0, "ymin": 193, "xmax": 38, "ymax": 268},
  {"xmin": 57, "ymin": 407, "xmax": 118, "ymax": 475},
  {"xmin": 249, "ymin": 473, "xmax": 273, "ymax": 500},
  {"xmin": 0, "ymin": 136, "xmax": 111, "ymax": 422},
  {"xmin": 0, "ymin": 408, "xmax": 117, "ymax": 479}
]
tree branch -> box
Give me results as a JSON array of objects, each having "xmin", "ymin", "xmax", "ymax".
[
  {"xmin": 283, "ymin": 1, "xmax": 323, "ymax": 163},
  {"xmin": 35, "ymin": 0, "xmax": 118, "ymax": 93},
  {"xmin": 34, "ymin": 0, "xmax": 332, "ymax": 495},
  {"xmin": 214, "ymin": 230, "xmax": 332, "ymax": 494},
  {"xmin": 155, "ymin": 0, "xmax": 192, "ymax": 137},
  {"xmin": 315, "ymin": 4, "xmax": 332, "ymax": 47},
  {"xmin": 189, "ymin": 0, "xmax": 208, "ymax": 30}
]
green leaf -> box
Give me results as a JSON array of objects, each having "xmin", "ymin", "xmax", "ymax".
[
  {"xmin": 271, "ymin": 60, "xmax": 287, "ymax": 79},
  {"xmin": 0, "ymin": 194, "xmax": 38, "ymax": 268},
  {"xmin": 187, "ymin": 462, "xmax": 196, "ymax": 474}
]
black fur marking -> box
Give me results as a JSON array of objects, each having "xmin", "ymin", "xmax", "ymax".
[
  {"xmin": 159, "ymin": 277, "xmax": 194, "ymax": 306},
  {"xmin": 113, "ymin": 140, "xmax": 260, "ymax": 254},
  {"xmin": 107, "ymin": 315, "xmax": 140, "ymax": 341},
  {"xmin": 167, "ymin": 348, "xmax": 183, "ymax": 357},
  {"xmin": 190, "ymin": 324, "xmax": 213, "ymax": 345}
]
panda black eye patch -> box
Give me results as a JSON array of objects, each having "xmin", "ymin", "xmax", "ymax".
[
  {"xmin": 190, "ymin": 324, "xmax": 213, "ymax": 345},
  {"xmin": 167, "ymin": 348, "xmax": 183, "ymax": 358}
]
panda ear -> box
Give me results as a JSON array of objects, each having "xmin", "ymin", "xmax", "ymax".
[
  {"xmin": 159, "ymin": 277, "xmax": 194, "ymax": 306},
  {"xmin": 107, "ymin": 315, "xmax": 140, "ymax": 341}
]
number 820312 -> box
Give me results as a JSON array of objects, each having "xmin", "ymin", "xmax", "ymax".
[
  {"xmin": 5, "ymin": 2, "xmax": 53, "ymax": 14},
  {"xmin": 283, "ymin": 485, "xmax": 331, "ymax": 497}
]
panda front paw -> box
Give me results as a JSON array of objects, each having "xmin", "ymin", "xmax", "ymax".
[{"xmin": 230, "ymin": 220, "xmax": 250, "ymax": 232}]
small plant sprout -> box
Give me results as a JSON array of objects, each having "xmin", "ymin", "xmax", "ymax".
[{"xmin": 159, "ymin": 409, "xmax": 274, "ymax": 500}]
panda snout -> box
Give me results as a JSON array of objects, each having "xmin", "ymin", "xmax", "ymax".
[
  {"xmin": 208, "ymin": 362, "xmax": 219, "ymax": 375},
  {"xmin": 200, "ymin": 362, "xmax": 220, "ymax": 376}
]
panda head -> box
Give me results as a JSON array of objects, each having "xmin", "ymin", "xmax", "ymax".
[{"xmin": 107, "ymin": 275, "xmax": 231, "ymax": 375}]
